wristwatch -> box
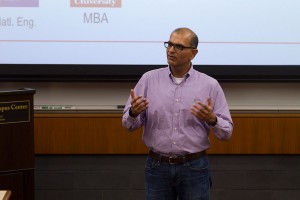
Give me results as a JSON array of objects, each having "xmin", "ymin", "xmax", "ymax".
[
  {"xmin": 208, "ymin": 117, "xmax": 218, "ymax": 127},
  {"xmin": 129, "ymin": 107, "xmax": 138, "ymax": 118}
]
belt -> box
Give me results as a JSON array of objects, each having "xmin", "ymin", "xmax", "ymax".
[{"xmin": 149, "ymin": 150, "xmax": 206, "ymax": 165}]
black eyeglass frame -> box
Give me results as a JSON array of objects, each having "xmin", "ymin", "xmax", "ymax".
[{"xmin": 164, "ymin": 41, "xmax": 196, "ymax": 51}]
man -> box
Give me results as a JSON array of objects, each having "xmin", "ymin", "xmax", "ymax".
[{"xmin": 122, "ymin": 27, "xmax": 233, "ymax": 200}]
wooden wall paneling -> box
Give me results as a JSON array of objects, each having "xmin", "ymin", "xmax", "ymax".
[
  {"xmin": 34, "ymin": 113, "xmax": 300, "ymax": 154},
  {"xmin": 208, "ymin": 114, "xmax": 300, "ymax": 154},
  {"xmin": 34, "ymin": 114, "xmax": 148, "ymax": 154}
]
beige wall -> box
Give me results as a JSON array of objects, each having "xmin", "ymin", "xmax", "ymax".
[{"xmin": 1, "ymin": 82, "xmax": 300, "ymax": 112}]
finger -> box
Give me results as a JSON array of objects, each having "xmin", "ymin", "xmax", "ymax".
[
  {"xmin": 136, "ymin": 98, "xmax": 148, "ymax": 108},
  {"xmin": 207, "ymin": 97, "xmax": 212, "ymax": 107},
  {"xmin": 195, "ymin": 101, "xmax": 207, "ymax": 111},
  {"xmin": 134, "ymin": 99, "xmax": 149, "ymax": 114},
  {"xmin": 192, "ymin": 102, "xmax": 210, "ymax": 118},
  {"xmin": 130, "ymin": 89, "xmax": 135, "ymax": 99},
  {"xmin": 191, "ymin": 104, "xmax": 205, "ymax": 114},
  {"xmin": 191, "ymin": 107, "xmax": 205, "ymax": 120}
]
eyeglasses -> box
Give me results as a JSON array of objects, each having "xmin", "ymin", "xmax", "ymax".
[{"xmin": 164, "ymin": 41, "xmax": 196, "ymax": 51}]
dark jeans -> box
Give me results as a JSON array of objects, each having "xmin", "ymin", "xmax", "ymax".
[{"xmin": 145, "ymin": 154, "xmax": 211, "ymax": 200}]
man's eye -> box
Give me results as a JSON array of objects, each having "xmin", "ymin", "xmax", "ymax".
[{"xmin": 174, "ymin": 45, "xmax": 183, "ymax": 50}]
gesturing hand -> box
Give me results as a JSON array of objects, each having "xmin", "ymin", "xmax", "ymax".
[
  {"xmin": 130, "ymin": 89, "xmax": 149, "ymax": 117},
  {"xmin": 190, "ymin": 97, "xmax": 217, "ymax": 126}
]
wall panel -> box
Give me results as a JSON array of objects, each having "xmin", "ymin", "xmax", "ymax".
[{"xmin": 34, "ymin": 113, "xmax": 300, "ymax": 154}]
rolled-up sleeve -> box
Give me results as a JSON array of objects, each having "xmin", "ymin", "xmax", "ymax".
[{"xmin": 210, "ymin": 82, "xmax": 233, "ymax": 140}]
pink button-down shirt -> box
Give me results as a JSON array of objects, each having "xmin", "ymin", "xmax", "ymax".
[{"xmin": 122, "ymin": 66, "xmax": 233, "ymax": 155}]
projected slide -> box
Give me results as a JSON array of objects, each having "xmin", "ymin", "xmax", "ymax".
[
  {"xmin": 0, "ymin": 0, "xmax": 38, "ymax": 7},
  {"xmin": 0, "ymin": 0, "xmax": 300, "ymax": 65}
]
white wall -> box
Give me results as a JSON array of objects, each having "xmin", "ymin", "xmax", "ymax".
[{"xmin": 1, "ymin": 82, "xmax": 300, "ymax": 112}]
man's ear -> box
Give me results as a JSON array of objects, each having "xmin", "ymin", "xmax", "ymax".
[{"xmin": 191, "ymin": 49, "xmax": 198, "ymax": 60}]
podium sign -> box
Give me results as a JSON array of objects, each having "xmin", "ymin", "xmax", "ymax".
[
  {"xmin": 0, "ymin": 89, "xmax": 35, "ymax": 200},
  {"xmin": 0, "ymin": 101, "xmax": 30, "ymax": 124}
]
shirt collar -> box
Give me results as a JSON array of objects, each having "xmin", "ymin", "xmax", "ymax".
[{"xmin": 167, "ymin": 64, "xmax": 195, "ymax": 80}]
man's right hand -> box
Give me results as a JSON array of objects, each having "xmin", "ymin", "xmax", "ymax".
[{"xmin": 130, "ymin": 89, "xmax": 149, "ymax": 117}]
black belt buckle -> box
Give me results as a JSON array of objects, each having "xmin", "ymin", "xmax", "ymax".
[{"xmin": 168, "ymin": 155, "xmax": 180, "ymax": 164}]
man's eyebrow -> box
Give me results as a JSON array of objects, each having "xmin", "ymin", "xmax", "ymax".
[{"xmin": 170, "ymin": 42, "xmax": 184, "ymax": 46}]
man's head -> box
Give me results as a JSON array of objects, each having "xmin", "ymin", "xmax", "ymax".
[{"xmin": 166, "ymin": 28, "xmax": 198, "ymax": 76}]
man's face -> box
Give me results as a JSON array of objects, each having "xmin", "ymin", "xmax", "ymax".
[{"xmin": 166, "ymin": 32, "xmax": 198, "ymax": 69}]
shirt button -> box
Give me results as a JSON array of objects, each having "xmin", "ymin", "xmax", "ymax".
[
  {"xmin": 173, "ymin": 141, "xmax": 176, "ymax": 145},
  {"xmin": 174, "ymin": 127, "xmax": 177, "ymax": 131}
]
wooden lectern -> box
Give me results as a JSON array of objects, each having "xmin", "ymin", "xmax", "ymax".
[{"xmin": 0, "ymin": 89, "xmax": 35, "ymax": 200}]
